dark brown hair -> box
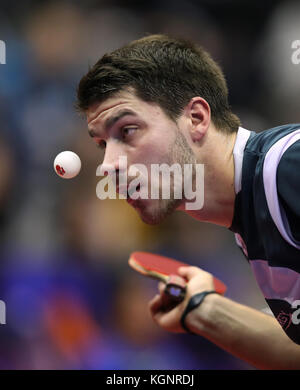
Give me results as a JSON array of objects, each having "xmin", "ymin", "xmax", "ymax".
[{"xmin": 77, "ymin": 34, "xmax": 240, "ymax": 133}]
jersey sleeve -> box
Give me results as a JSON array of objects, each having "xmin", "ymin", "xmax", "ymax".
[{"xmin": 276, "ymin": 140, "xmax": 300, "ymax": 243}]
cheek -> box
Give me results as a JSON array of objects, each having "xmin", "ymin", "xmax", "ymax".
[
  {"xmin": 134, "ymin": 129, "xmax": 175, "ymax": 165},
  {"xmin": 136, "ymin": 145, "xmax": 168, "ymax": 165}
]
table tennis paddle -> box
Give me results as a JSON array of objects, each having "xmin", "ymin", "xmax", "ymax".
[{"xmin": 128, "ymin": 251, "xmax": 227, "ymax": 310}]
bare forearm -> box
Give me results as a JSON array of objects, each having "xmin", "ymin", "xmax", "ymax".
[{"xmin": 186, "ymin": 294, "xmax": 300, "ymax": 369}]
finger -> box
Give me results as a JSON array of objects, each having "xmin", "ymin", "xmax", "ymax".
[
  {"xmin": 149, "ymin": 294, "xmax": 163, "ymax": 316},
  {"xmin": 158, "ymin": 281, "xmax": 166, "ymax": 294},
  {"xmin": 178, "ymin": 266, "xmax": 201, "ymax": 279},
  {"xmin": 152, "ymin": 304, "xmax": 183, "ymax": 332}
]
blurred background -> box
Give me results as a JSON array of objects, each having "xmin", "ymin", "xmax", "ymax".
[{"xmin": 0, "ymin": 0, "xmax": 299, "ymax": 369}]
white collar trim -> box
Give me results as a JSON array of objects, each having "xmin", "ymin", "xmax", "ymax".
[{"xmin": 233, "ymin": 127, "xmax": 252, "ymax": 194}]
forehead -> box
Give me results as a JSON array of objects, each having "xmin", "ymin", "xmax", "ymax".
[{"xmin": 86, "ymin": 90, "xmax": 164, "ymax": 127}]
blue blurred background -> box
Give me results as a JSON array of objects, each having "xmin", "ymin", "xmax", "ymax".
[{"xmin": 0, "ymin": 0, "xmax": 299, "ymax": 369}]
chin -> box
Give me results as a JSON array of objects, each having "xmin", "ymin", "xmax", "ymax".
[
  {"xmin": 139, "ymin": 211, "xmax": 166, "ymax": 225},
  {"xmin": 132, "ymin": 198, "xmax": 181, "ymax": 225}
]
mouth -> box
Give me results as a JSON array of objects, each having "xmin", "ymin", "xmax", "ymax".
[
  {"xmin": 116, "ymin": 183, "xmax": 141, "ymax": 198},
  {"xmin": 115, "ymin": 185, "xmax": 128, "ymax": 196},
  {"xmin": 126, "ymin": 184, "xmax": 142, "ymax": 205},
  {"xmin": 127, "ymin": 183, "xmax": 141, "ymax": 198}
]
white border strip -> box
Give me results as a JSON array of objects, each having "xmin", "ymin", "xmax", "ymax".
[{"xmin": 263, "ymin": 130, "xmax": 300, "ymax": 249}]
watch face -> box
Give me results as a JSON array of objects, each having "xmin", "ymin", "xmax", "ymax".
[{"xmin": 164, "ymin": 284, "xmax": 186, "ymax": 301}]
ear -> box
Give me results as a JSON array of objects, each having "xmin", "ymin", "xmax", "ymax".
[{"xmin": 185, "ymin": 97, "xmax": 211, "ymax": 143}]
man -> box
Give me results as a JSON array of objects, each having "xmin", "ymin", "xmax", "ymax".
[{"xmin": 76, "ymin": 34, "xmax": 300, "ymax": 369}]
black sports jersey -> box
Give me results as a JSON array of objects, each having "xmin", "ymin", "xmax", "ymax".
[{"xmin": 230, "ymin": 124, "xmax": 300, "ymax": 344}]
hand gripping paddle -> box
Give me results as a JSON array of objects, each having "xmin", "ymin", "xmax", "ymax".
[{"xmin": 128, "ymin": 251, "xmax": 227, "ymax": 310}]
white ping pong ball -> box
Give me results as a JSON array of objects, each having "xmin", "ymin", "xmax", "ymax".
[{"xmin": 54, "ymin": 151, "xmax": 81, "ymax": 179}]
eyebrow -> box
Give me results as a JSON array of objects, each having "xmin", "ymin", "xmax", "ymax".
[{"xmin": 88, "ymin": 109, "xmax": 138, "ymax": 138}]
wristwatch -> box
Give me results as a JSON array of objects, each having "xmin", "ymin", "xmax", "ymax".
[{"xmin": 180, "ymin": 290, "xmax": 219, "ymax": 334}]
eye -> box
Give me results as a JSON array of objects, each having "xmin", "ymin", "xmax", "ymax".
[
  {"xmin": 97, "ymin": 140, "xmax": 107, "ymax": 150},
  {"xmin": 121, "ymin": 126, "xmax": 137, "ymax": 140}
]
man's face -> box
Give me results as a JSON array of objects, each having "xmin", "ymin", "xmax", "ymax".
[{"xmin": 86, "ymin": 90, "xmax": 196, "ymax": 224}]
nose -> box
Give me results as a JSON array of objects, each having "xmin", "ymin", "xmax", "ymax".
[{"xmin": 100, "ymin": 140, "xmax": 127, "ymax": 177}]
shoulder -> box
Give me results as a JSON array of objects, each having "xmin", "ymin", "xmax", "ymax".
[
  {"xmin": 277, "ymin": 139, "xmax": 300, "ymax": 189},
  {"xmin": 261, "ymin": 127, "xmax": 300, "ymax": 245},
  {"xmin": 276, "ymin": 140, "xmax": 300, "ymax": 241},
  {"xmin": 245, "ymin": 123, "xmax": 300, "ymax": 154}
]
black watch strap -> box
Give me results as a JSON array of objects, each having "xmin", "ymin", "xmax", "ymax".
[{"xmin": 180, "ymin": 291, "xmax": 219, "ymax": 334}]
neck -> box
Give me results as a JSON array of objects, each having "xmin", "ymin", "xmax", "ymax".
[{"xmin": 180, "ymin": 128, "xmax": 237, "ymax": 228}]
